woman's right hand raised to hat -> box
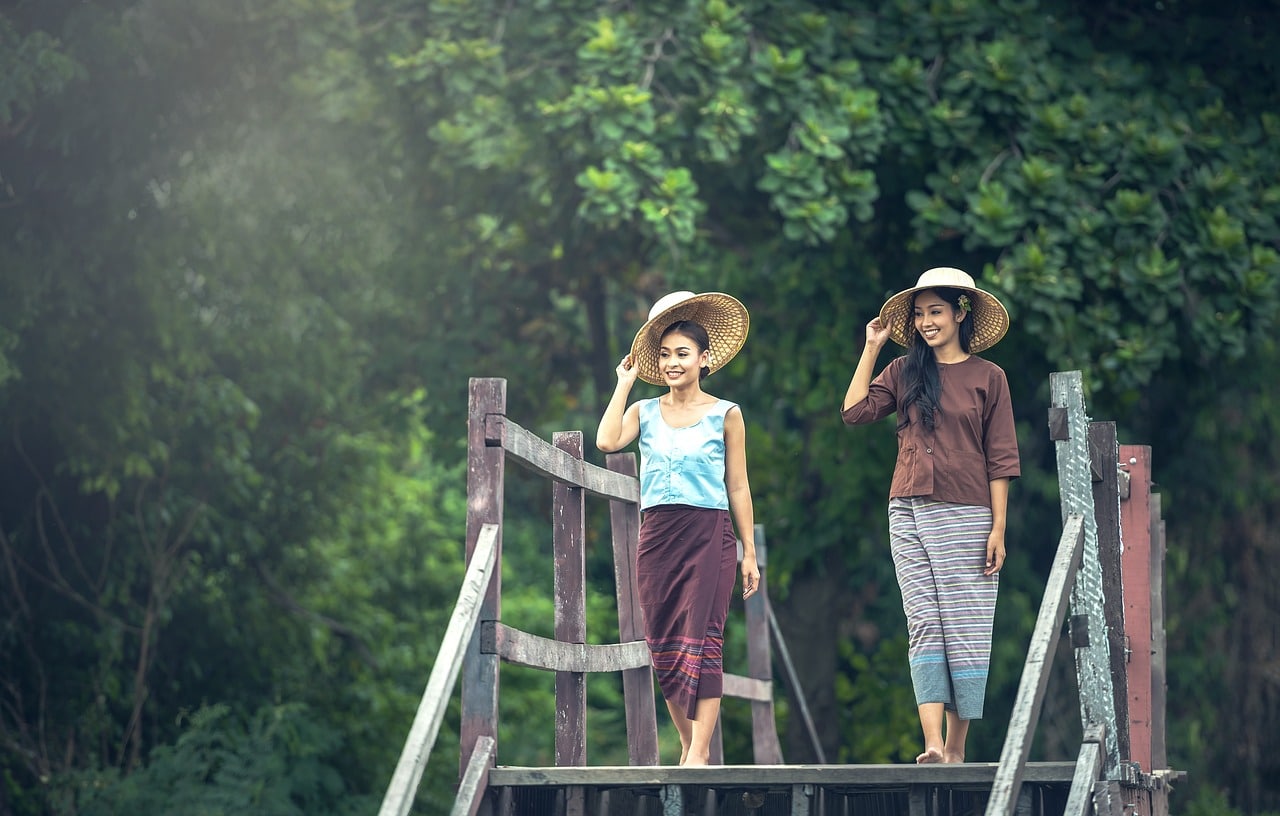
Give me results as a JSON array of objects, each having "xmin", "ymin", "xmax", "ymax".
[
  {"xmin": 616, "ymin": 353, "xmax": 639, "ymax": 386},
  {"xmin": 865, "ymin": 317, "xmax": 890, "ymax": 349}
]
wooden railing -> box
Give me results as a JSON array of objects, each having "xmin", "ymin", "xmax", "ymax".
[
  {"xmin": 985, "ymin": 370, "xmax": 1177, "ymax": 815},
  {"xmin": 379, "ymin": 378, "xmax": 800, "ymax": 815},
  {"xmin": 379, "ymin": 371, "xmax": 1177, "ymax": 816}
]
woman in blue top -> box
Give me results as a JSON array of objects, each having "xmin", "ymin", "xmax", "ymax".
[{"xmin": 597, "ymin": 290, "xmax": 758, "ymax": 766}]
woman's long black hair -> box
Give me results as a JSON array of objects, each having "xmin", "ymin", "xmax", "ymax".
[{"xmin": 898, "ymin": 287, "xmax": 975, "ymax": 431}]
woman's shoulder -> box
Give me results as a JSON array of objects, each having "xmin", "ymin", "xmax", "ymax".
[
  {"xmin": 955, "ymin": 356, "xmax": 1012, "ymax": 390},
  {"xmin": 699, "ymin": 396, "xmax": 738, "ymax": 418},
  {"xmin": 877, "ymin": 353, "xmax": 908, "ymax": 381},
  {"xmin": 956, "ymin": 355, "xmax": 1006, "ymax": 375}
]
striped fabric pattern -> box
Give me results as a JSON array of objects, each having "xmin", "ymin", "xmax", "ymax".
[
  {"xmin": 647, "ymin": 624, "xmax": 725, "ymax": 710},
  {"xmin": 889, "ymin": 496, "xmax": 998, "ymax": 721}
]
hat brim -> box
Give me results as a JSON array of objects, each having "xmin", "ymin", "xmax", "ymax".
[
  {"xmin": 630, "ymin": 293, "xmax": 749, "ymax": 385},
  {"xmin": 879, "ymin": 284, "xmax": 1010, "ymax": 353}
]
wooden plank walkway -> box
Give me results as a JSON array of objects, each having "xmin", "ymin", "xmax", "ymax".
[
  {"xmin": 484, "ymin": 762, "xmax": 1079, "ymax": 816},
  {"xmin": 489, "ymin": 761, "xmax": 1078, "ymax": 788}
]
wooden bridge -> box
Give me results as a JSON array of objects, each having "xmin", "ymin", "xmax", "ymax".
[{"xmin": 378, "ymin": 372, "xmax": 1182, "ymax": 815}]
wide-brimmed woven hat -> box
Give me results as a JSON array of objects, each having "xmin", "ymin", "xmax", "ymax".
[
  {"xmin": 878, "ymin": 267, "xmax": 1010, "ymax": 353},
  {"xmin": 629, "ymin": 291, "xmax": 749, "ymax": 385}
]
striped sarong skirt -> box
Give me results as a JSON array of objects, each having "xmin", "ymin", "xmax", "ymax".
[
  {"xmin": 636, "ymin": 505, "xmax": 738, "ymax": 720},
  {"xmin": 888, "ymin": 497, "xmax": 998, "ymax": 721}
]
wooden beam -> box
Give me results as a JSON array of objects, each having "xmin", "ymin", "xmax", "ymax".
[
  {"xmin": 1050, "ymin": 371, "xmax": 1120, "ymax": 774},
  {"xmin": 1090, "ymin": 422, "xmax": 1130, "ymax": 760},
  {"xmin": 1149, "ymin": 492, "xmax": 1168, "ymax": 771},
  {"xmin": 482, "ymin": 621, "xmax": 650, "ymax": 673},
  {"xmin": 607, "ymin": 454, "xmax": 660, "ymax": 766},
  {"xmin": 790, "ymin": 783, "xmax": 813, "ymax": 816},
  {"xmin": 722, "ymin": 672, "xmax": 773, "ymax": 702},
  {"xmin": 1119, "ymin": 445, "xmax": 1154, "ymax": 773},
  {"xmin": 450, "ymin": 736, "xmax": 496, "ymax": 816},
  {"xmin": 461, "ymin": 379, "xmax": 506, "ymax": 779},
  {"xmin": 553, "ymin": 432, "xmax": 587, "ymax": 767},
  {"xmin": 487, "ymin": 415, "xmax": 640, "ymax": 502},
  {"xmin": 487, "ymin": 761, "xmax": 1080, "ymax": 787},
  {"xmin": 379, "ymin": 525, "xmax": 499, "ymax": 816},
  {"xmin": 985, "ymin": 514, "xmax": 1085, "ymax": 816},
  {"xmin": 1063, "ymin": 727, "xmax": 1106, "ymax": 816},
  {"xmin": 745, "ymin": 529, "xmax": 783, "ymax": 764}
]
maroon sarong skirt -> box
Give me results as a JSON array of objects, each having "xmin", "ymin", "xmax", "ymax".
[{"xmin": 636, "ymin": 505, "xmax": 738, "ymax": 720}]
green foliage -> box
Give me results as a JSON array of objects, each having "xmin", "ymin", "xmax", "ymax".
[
  {"xmin": 2, "ymin": 0, "xmax": 1279, "ymax": 812},
  {"xmin": 65, "ymin": 704, "xmax": 373, "ymax": 816},
  {"xmin": 835, "ymin": 636, "xmax": 921, "ymax": 764}
]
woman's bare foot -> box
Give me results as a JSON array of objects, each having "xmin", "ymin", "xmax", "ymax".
[
  {"xmin": 915, "ymin": 747, "xmax": 943, "ymax": 764},
  {"xmin": 943, "ymin": 750, "xmax": 965, "ymax": 764},
  {"xmin": 683, "ymin": 750, "xmax": 710, "ymax": 766}
]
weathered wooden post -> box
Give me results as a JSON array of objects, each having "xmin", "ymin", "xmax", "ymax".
[
  {"xmin": 1147, "ymin": 490, "xmax": 1168, "ymax": 773},
  {"xmin": 553, "ymin": 432, "xmax": 587, "ymax": 815},
  {"xmin": 744, "ymin": 530, "xmax": 782, "ymax": 765},
  {"xmin": 461, "ymin": 379, "xmax": 506, "ymax": 778},
  {"xmin": 606, "ymin": 453, "xmax": 660, "ymax": 765},
  {"xmin": 553, "ymin": 431, "xmax": 588, "ymax": 767},
  {"xmin": 1089, "ymin": 421, "xmax": 1131, "ymax": 761},
  {"xmin": 1049, "ymin": 371, "xmax": 1121, "ymax": 774},
  {"xmin": 1119, "ymin": 444, "xmax": 1154, "ymax": 774}
]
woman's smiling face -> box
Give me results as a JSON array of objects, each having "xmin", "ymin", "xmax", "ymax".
[
  {"xmin": 912, "ymin": 290, "xmax": 964, "ymax": 350},
  {"xmin": 658, "ymin": 330, "xmax": 708, "ymax": 385}
]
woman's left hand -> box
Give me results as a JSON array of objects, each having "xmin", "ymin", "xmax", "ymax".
[
  {"xmin": 741, "ymin": 553, "xmax": 760, "ymax": 599},
  {"xmin": 984, "ymin": 531, "xmax": 1006, "ymax": 576}
]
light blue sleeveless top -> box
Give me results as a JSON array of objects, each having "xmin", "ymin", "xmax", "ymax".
[{"xmin": 637, "ymin": 398, "xmax": 736, "ymax": 511}]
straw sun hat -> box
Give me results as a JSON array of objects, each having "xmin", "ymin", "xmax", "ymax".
[
  {"xmin": 878, "ymin": 267, "xmax": 1010, "ymax": 353},
  {"xmin": 629, "ymin": 291, "xmax": 750, "ymax": 386}
]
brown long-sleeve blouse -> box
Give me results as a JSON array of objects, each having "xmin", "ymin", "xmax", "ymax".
[{"xmin": 841, "ymin": 354, "xmax": 1020, "ymax": 508}]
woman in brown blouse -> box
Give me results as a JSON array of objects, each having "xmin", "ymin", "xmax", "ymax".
[{"xmin": 841, "ymin": 267, "xmax": 1020, "ymax": 764}]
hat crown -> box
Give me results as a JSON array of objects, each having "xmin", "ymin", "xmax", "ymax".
[
  {"xmin": 647, "ymin": 291, "xmax": 697, "ymax": 320},
  {"xmin": 915, "ymin": 267, "xmax": 976, "ymax": 290}
]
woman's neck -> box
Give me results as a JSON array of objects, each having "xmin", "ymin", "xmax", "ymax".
[
  {"xmin": 933, "ymin": 344, "xmax": 970, "ymax": 365},
  {"xmin": 665, "ymin": 384, "xmax": 706, "ymax": 407}
]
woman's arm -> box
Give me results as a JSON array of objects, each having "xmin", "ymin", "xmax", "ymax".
[
  {"xmin": 724, "ymin": 406, "xmax": 759, "ymax": 599},
  {"xmin": 842, "ymin": 317, "xmax": 891, "ymax": 412},
  {"xmin": 984, "ymin": 477, "xmax": 1010, "ymax": 576},
  {"xmin": 596, "ymin": 354, "xmax": 641, "ymax": 452}
]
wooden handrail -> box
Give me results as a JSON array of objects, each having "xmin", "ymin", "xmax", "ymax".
[
  {"xmin": 378, "ymin": 524, "xmax": 500, "ymax": 816},
  {"xmin": 484, "ymin": 415, "xmax": 640, "ymax": 502},
  {"xmin": 985, "ymin": 513, "xmax": 1086, "ymax": 816},
  {"xmin": 481, "ymin": 621, "xmax": 650, "ymax": 673}
]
